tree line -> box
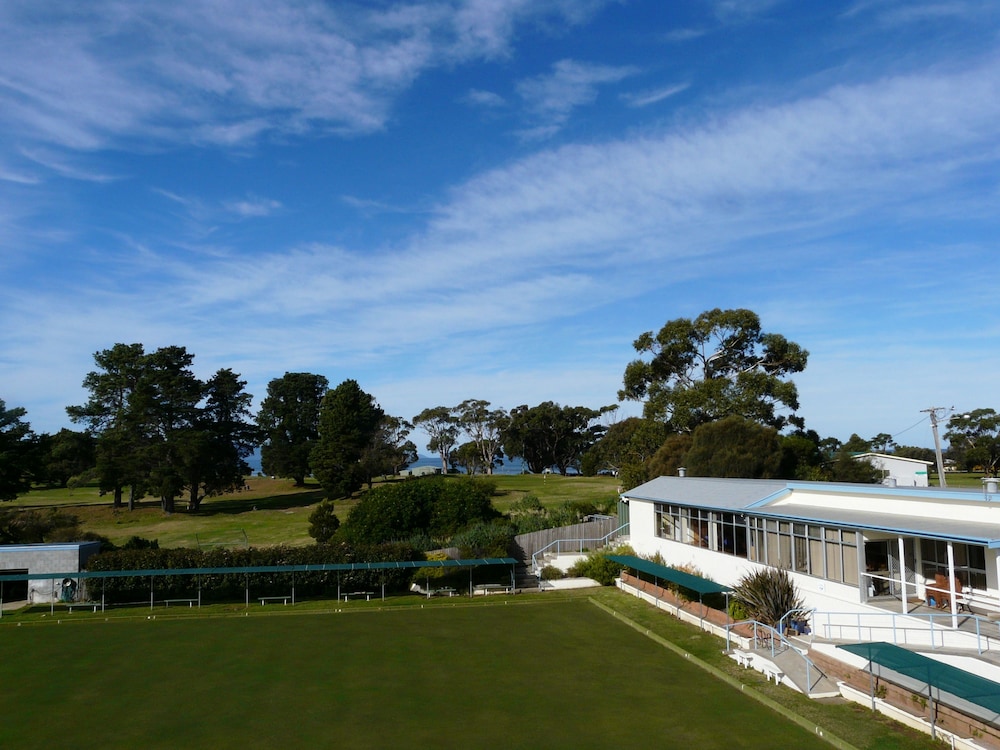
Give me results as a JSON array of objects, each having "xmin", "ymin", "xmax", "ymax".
[{"xmin": 2, "ymin": 308, "xmax": 997, "ymax": 507}]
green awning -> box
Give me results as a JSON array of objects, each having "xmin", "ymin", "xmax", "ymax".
[
  {"xmin": 0, "ymin": 558, "xmax": 518, "ymax": 582},
  {"xmin": 838, "ymin": 641, "xmax": 1000, "ymax": 714},
  {"xmin": 607, "ymin": 554, "xmax": 731, "ymax": 595}
]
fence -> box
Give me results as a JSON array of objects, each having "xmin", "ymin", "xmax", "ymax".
[{"xmin": 514, "ymin": 517, "xmax": 618, "ymax": 563}]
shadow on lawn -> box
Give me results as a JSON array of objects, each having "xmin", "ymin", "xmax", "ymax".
[{"xmin": 194, "ymin": 485, "xmax": 326, "ymax": 515}]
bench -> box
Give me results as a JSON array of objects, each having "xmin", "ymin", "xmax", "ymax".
[
  {"xmin": 258, "ymin": 596, "xmax": 292, "ymax": 605},
  {"xmin": 474, "ymin": 584, "xmax": 513, "ymax": 596},
  {"xmin": 164, "ymin": 598, "xmax": 199, "ymax": 608},
  {"xmin": 66, "ymin": 602, "xmax": 100, "ymax": 613},
  {"xmin": 434, "ymin": 587, "xmax": 457, "ymax": 597},
  {"xmin": 760, "ymin": 663, "xmax": 784, "ymax": 685},
  {"xmin": 733, "ymin": 650, "xmax": 752, "ymax": 668},
  {"xmin": 342, "ymin": 591, "xmax": 374, "ymax": 602}
]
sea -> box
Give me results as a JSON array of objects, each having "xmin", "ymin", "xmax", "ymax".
[{"xmin": 245, "ymin": 450, "xmax": 531, "ymax": 476}]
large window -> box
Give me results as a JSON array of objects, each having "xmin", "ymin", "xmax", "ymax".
[
  {"xmin": 656, "ymin": 504, "xmax": 859, "ymax": 585},
  {"xmin": 922, "ymin": 540, "xmax": 987, "ymax": 590}
]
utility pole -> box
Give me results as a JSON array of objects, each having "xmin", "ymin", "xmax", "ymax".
[{"xmin": 922, "ymin": 407, "xmax": 951, "ymax": 488}]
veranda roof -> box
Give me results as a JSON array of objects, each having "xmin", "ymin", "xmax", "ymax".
[{"xmin": 607, "ymin": 554, "xmax": 731, "ymax": 595}]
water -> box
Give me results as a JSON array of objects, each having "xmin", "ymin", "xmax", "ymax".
[{"xmin": 246, "ymin": 450, "xmax": 532, "ymax": 476}]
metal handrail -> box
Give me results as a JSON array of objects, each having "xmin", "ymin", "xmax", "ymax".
[
  {"xmin": 729, "ymin": 618, "xmax": 828, "ymax": 694},
  {"xmin": 531, "ymin": 523, "xmax": 629, "ymax": 574},
  {"xmin": 811, "ymin": 609, "xmax": 1000, "ymax": 654}
]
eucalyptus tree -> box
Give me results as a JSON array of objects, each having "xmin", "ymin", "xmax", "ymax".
[
  {"xmin": 504, "ymin": 402, "xmax": 610, "ymax": 475},
  {"xmin": 944, "ymin": 408, "xmax": 1000, "ymax": 474},
  {"xmin": 413, "ymin": 406, "xmax": 460, "ymax": 473},
  {"xmin": 620, "ymin": 308, "xmax": 808, "ymax": 433},
  {"xmin": 454, "ymin": 399, "xmax": 507, "ymax": 474}
]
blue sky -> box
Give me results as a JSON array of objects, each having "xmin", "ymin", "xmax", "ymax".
[{"xmin": 1, "ymin": 0, "xmax": 998, "ymax": 451}]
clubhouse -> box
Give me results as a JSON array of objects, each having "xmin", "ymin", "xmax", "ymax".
[{"xmin": 619, "ymin": 475, "xmax": 1000, "ymax": 617}]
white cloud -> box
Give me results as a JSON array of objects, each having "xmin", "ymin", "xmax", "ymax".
[
  {"xmin": 622, "ymin": 83, "xmax": 690, "ymax": 108},
  {"xmin": 0, "ymin": 0, "xmax": 615, "ymax": 153},
  {"xmin": 465, "ymin": 88, "xmax": 507, "ymax": 108},
  {"xmin": 224, "ymin": 196, "xmax": 283, "ymax": 218},
  {"xmin": 516, "ymin": 59, "xmax": 639, "ymax": 136}
]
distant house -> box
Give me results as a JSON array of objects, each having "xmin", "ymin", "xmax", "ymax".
[
  {"xmin": 399, "ymin": 466, "xmax": 441, "ymax": 478},
  {"xmin": 0, "ymin": 542, "xmax": 102, "ymax": 604},
  {"xmin": 853, "ymin": 452, "xmax": 933, "ymax": 487}
]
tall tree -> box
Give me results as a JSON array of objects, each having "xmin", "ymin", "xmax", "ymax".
[
  {"xmin": 684, "ymin": 415, "xmax": 783, "ymax": 478},
  {"xmin": 944, "ymin": 408, "xmax": 1000, "ymax": 474},
  {"xmin": 180, "ymin": 368, "xmax": 258, "ymax": 511},
  {"xmin": 412, "ymin": 406, "xmax": 460, "ymax": 473},
  {"xmin": 503, "ymin": 402, "xmax": 609, "ymax": 475},
  {"xmin": 357, "ymin": 415, "xmax": 417, "ymax": 485},
  {"xmin": 132, "ymin": 345, "xmax": 204, "ymax": 513},
  {"xmin": 67, "ymin": 343, "xmax": 148, "ymax": 509},
  {"xmin": 41, "ymin": 429, "xmax": 96, "ymax": 488},
  {"xmin": 454, "ymin": 399, "xmax": 507, "ymax": 474},
  {"xmin": 257, "ymin": 372, "xmax": 328, "ymax": 486},
  {"xmin": 619, "ymin": 308, "xmax": 808, "ymax": 433},
  {"xmin": 310, "ymin": 379, "xmax": 384, "ymax": 499},
  {"xmin": 583, "ymin": 417, "xmax": 668, "ymax": 477},
  {"xmin": 0, "ymin": 399, "xmax": 33, "ymax": 501}
]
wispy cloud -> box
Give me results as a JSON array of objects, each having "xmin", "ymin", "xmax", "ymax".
[
  {"xmin": 0, "ymin": 1, "xmax": 614, "ymax": 153},
  {"xmin": 224, "ymin": 195, "xmax": 283, "ymax": 219},
  {"xmin": 515, "ymin": 59, "xmax": 639, "ymax": 138},
  {"xmin": 622, "ymin": 83, "xmax": 689, "ymax": 108},
  {"xmin": 465, "ymin": 88, "xmax": 507, "ymax": 108}
]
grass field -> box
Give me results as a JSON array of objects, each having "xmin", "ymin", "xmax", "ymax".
[
  {"xmin": 9, "ymin": 473, "xmax": 621, "ymax": 549},
  {"xmin": 0, "ymin": 595, "xmax": 829, "ymax": 749},
  {"xmin": 0, "ymin": 589, "xmax": 939, "ymax": 750}
]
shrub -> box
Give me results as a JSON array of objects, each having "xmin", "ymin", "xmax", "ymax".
[
  {"xmin": 731, "ymin": 567, "xmax": 803, "ymax": 627},
  {"xmin": 568, "ymin": 551, "xmax": 626, "ymax": 586},
  {"xmin": 450, "ymin": 519, "xmax": 515, "ymax": 558},
  {"xmin": 539, "ymin": 565, "xmax": 564, "ymax": 581},
  {"xmin": 308, "ymin": 499, "xmax": 340, "ymax": 543}
]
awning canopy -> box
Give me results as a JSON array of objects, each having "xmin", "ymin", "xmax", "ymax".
[
  {"xmin": 607, "ymin": 554, "xmax": 731, "ymax": 595},
  {"xmin": 0, "ymin": 558, "xmax": 519, "ymax": 582},
  {"xmin": 838, "ymin": 641, "xmax": 1000, "ymax": 715}
]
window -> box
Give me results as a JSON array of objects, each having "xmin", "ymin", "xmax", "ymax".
[{"xmin": 922, "ymin": 539, "xmax": 987, "ymax": 590}]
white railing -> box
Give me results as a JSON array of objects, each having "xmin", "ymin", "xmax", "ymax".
[
  {"xmin": 813, "ymin": 609, "xmax": 1000, "ymax": 654},
  {"xmin": 530, "ymin": 523, "xmax": 628, "ymax": 574}
]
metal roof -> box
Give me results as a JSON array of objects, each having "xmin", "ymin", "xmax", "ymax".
[
  {"xmin": 838, "ymin": 641, "xmax": 1000, "ymax": 715},
  {"xmin": 622, "ymin": 476, "xmax": 1000, "ymax": 547},
  {"xmin": 607, "ymin": 554, "xmax": 732, "ymax": 595}
]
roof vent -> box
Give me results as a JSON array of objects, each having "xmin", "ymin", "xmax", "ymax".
[{"xmin": 678, "ymin": 467, "xmax": 687, "ymax": 478}]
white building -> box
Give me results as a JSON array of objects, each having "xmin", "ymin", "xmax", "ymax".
[
  {"xmin": 853, "ymin": 452, "xmax": 933, "ymax": 487},
  {"xmin": 620, "ymin": 476, "xmax": 1000, "ymax": 618},
  {"xmin": 0, "ymin": 542, "xmax": 102, "ymax": 604}
]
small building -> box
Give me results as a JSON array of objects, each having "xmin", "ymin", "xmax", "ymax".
[
  {"xmin": 0, "ymin": 542, "xmax": 102, "ymax": 604},
  {"xmin": 399, "ymin": 466, "xmax": 441, "ymax": 477},
  {"xmin": 853, "ymin": 452, "xmax": 933, "ymax": 487}
]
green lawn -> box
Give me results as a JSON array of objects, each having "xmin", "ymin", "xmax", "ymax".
[
  {"xmin": 0, "ymin": 589, "xmax": 941, "ymax": 750},
  {"xmin": 9, "ymin": 473, "xmax": 620, "ymax": 549},
  {"xmin": 0, "ymin": 595, "xmax": 832, "ymax": 750}
]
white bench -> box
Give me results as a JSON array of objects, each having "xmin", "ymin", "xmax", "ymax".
[
  {"xmin": 342, "ymin": 591, "xmax": 374, "ymax": 602},
  {"xmin": 66, "ymin": 602, "xmax": 100, "ymax": 613},
  {"xmin": 733, "ymin": 650, "xmax": 752, "ymax": 668},
  {"xmin": 164, "ymin": 598, "xmax": 198, "ymax": 608},
  {"xmin": 258, "ymin": 595, "xmax": 292, "ymax": 605},
  {"xmin": 760, "ymin": 663, "xmax": 784, "ymax": 685}
]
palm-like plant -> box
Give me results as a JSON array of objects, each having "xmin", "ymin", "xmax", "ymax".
[{"xmin": 732, "ymin": 567, "xmax": 803, "ymax": 627}]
